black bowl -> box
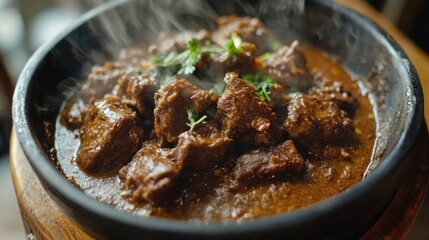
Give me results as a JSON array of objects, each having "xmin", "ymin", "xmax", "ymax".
[{"xmin": 12, "ymin": 0, "xmax": 423, "ymax": 239}]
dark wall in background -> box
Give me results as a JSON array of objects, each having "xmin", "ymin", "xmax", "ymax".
[
  {"xmin": 0, "ymin": 133, "xmax": 6, "ymax": 156},
  {"xmin": 367, "ymin": 0, "xmax": 387, "ymax": 11},
  {"xmin": 407, "ymin": 1, "xmax": 429, "ymax": 54},
  {"xmin": 368, "ymin": 0, "xmax": 429, "ymax": 55}
]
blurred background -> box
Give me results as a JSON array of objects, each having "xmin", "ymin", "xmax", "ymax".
[{"xmin": 0, "ymin": 0, "xmax": 428, "ymax": 239}]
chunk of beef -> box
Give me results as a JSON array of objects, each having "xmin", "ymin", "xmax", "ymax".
[
  {"xmin": 113, "ymin": 73, "xmax": 159, "ymax": 126},
  {"xmin": 76, "ymin": 98, "xmax": 143, "ymax": 172},
  {"xmin": 206, "ymin": 42, "xmax": 257, "ymax": 77},
  {"xmin": 169, "ymin": 121, "xmax": 232, "ymax": 170},
  {"xmin": 149, "ymin": 30, "xmax": 211, "ymax": 54},
  {"xmin": 82, "ymin": 61, "xmax": 138, "ymax": 98},
  {"xmin": 217, "ymin": 72, "xmax": 279, "ymax": 147},
  {"xmin": 119, "ymin": 141, "xmax": 181, "ymax": 202},
  {"xmin": 265, "ymin": 41, "xmax": 313, "ymax": 89},
  {"xmin": 267, "ymin": 83, "xmax": 292, "ymax": 110},
  {"xmin": 62, "ymin": 61, "xmax": 143, "ymax": 130},
  {"xmin": 212, "ymin": 16, "xmax": 271, "ymax": 54},
  {"xmin": 310, "ymin": 74, "xmax": 359, "ymax": 115},
  {"xmin": 154, "ymin": 78, "xmax": 216, "ymax": 143},
  {"xmin": 233, "ymin": 140, "xmax": 305, "ymax": 182},
  {"xmin": 60, "ymin": 94, "xmax": 92, "ymax": 130},
  {"xmin": 285, "ymin": 94, "xmax": 354, "ymax": 154}
]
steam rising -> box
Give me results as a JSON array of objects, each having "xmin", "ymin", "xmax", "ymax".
[
  {"xmin": 45, "ymin": 0, "xmax": 389, "ymax": 179},
  {"xmin": 63, "ymin": 0, "xmax": 306, "ymax": 66},
  {"xmin": 52, "ymin": 0, "xmax": 308, "ymax": 99}
]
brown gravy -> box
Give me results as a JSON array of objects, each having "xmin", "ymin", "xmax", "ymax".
[{"xmin": 54, "ymin": 45, "xmax": 375, "ymax": 223}]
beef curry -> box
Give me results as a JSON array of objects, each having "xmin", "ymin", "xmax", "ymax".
[{"xmin": 54, "ymin": 16, "xmax": 376, "ymax": 223}]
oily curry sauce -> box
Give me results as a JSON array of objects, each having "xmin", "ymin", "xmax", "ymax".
[
  {"xmin": 53, "ymin": 15, "xmax": 376, "ymax": 223},
  {"xmin": 54, "ymin": 46, "xmax": 375, "ymax": 223}
]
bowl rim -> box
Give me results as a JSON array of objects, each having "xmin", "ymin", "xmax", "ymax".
[{"xmin": 12, "ymin": 0, "xmax": 423, "ymax": 237}]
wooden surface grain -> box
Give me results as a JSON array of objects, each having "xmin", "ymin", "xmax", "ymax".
[
  {"xmin": 10, "ymin": 126, "xmax": 429, "ymax": 240},
  {"xmin": 10, "ymin": 0, "xmax": 429, "ymax": 239},
  {"xmin": 10, "ymin": 133, "xmax": 93, "ymax": 240},
  {"xmin": 360, "ymin": 126, "xmax": 429, "ymax": 240}
]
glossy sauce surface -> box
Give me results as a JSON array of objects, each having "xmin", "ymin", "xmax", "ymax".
[{"xmin": 54, "ymin": 46, "xmax": 376, "ymax": 223}]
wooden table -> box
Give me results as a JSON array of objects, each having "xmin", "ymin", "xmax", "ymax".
[
  {"xmin": 12, "ymin": 128, "xmax": 429, "ymax": 240},
  {"xmin": 10, "ymin": 0, "xmax": 429, "ymax": 239}
]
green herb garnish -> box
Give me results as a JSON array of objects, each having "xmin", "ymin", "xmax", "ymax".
[
  {"xmin": 152, "ymin": 51, "xmax": 181, "ymax": 68},
  {"xmin": 224, "ymin": 35, "xmax": 243, "ymax": 58},
  {"xmin": 243, "ymin": 73, "xmax": 274, "ymax": 102},
  {"xmin": 260, "ymin": 52, "xmax": 272, "ymax": 61},
  {"xmin": 151, "ymin": 36, "xmax": 245, "ymax": 86},
  {"xmin": 177, "ymin": 38, "xmax": 202, "ymax": 75},
  {"xmin": 270, "ymin": 39, "xmax": 283, "ymax": 51},
  {"xmin": 186, "ymin": 108, "xmax": 207, "ymax": 133},
  {"xmin": 151, "ymin": 38, "xmax": 202, "ymax": 77},
  {"xmin": 202, "ymin": 40, "xmax": 223, "ymax": 54}
]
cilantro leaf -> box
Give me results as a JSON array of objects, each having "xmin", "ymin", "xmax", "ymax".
[
  {"xmin": 177, "ymin": 39, "xmax": 201, "ymax": 75},
  {"xmin": 243, "ymin": 73, "xmax": 274, "ymax": 102},
  {"xmin": 260, "ymin": 52, "xmax": 272, "ymax": 61},
  {"xmin": 187, "ymin": 38, "xmax": 200, "ymax": 53},
  {"xmin": 150, "ymin": 36, "xmax": 246, "ymax": 85},
  {"xmin": 152, "ymin": 38, "xmax": 202, "ymax": 78},
  {"xmin": 152, "ymin": 50, "xmax": 188, "ymax": 68},
  {"xmin": 269, "ymin": 39, "xmax": 283, "ymax": 51},
  {"xmin": 186, "ymin": 108, "xmax": 207, "ymax": 133},
  {"xmin": 224, "ymin": 35, "xmax": 243, "ymax": 57},
  {"xmin": 202, "ymin": 40, "xmax": 223, "ymax": 54}
]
